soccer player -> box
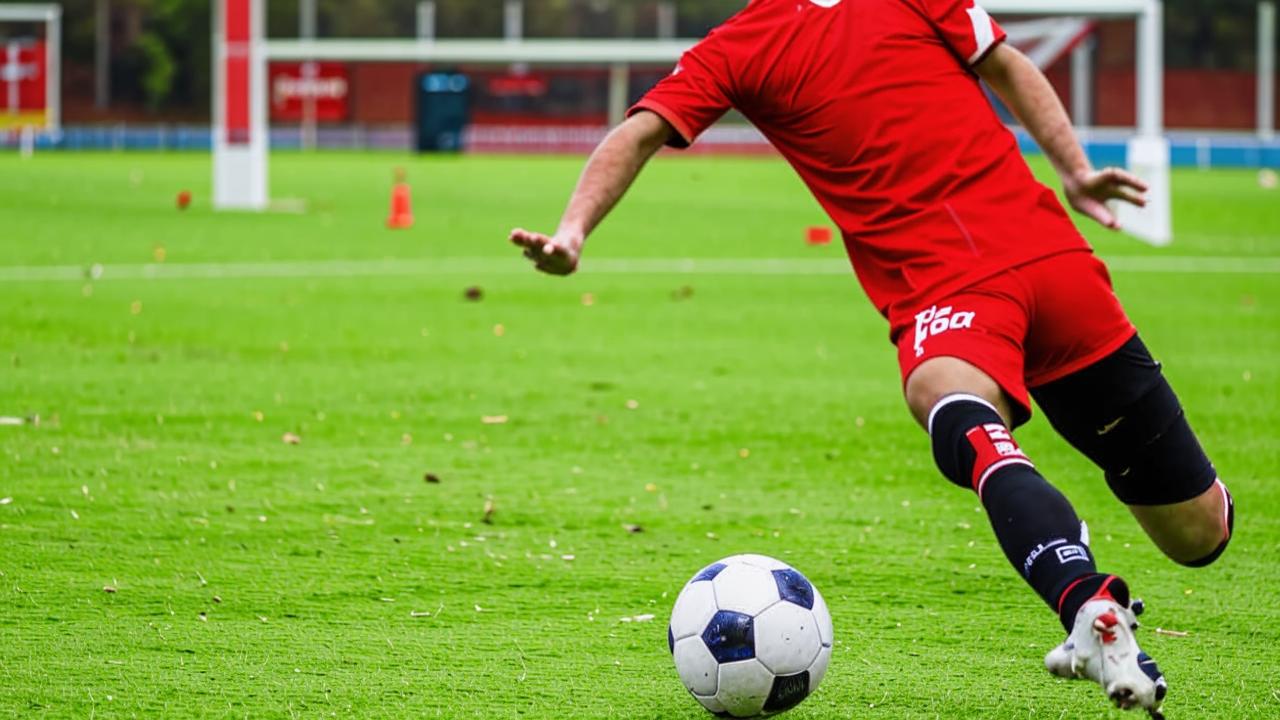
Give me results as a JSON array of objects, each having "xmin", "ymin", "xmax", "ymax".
[{"xmin": 509, "ymin": 1, "xmax": 1232, "ymax": 715}]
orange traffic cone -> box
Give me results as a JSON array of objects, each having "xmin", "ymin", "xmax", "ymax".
[{"xmin": 386, "ymin": 168, "xmax": 414, "ymax": 229}]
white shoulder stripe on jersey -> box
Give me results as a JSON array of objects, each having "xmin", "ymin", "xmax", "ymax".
[{"xmin": 966, "ymin": 3, "xmax": 997, "ymax": 65}]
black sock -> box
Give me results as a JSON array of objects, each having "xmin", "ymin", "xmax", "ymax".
[
  {"xmin": 980, "ymin": 465, "xmax": 1101, "ymax": 631},
  {"xmin": 930, "ymin": 395, "xmax": 1103, "ymax": 631},
  {"xmin": 1057, "ymin": 574, "xmax": 1130, "ymax": 631}
]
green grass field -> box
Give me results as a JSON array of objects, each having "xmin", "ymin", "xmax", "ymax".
[{"xmin": 1, "ymin": 151, "xmax": 1277, "ymax": 719}]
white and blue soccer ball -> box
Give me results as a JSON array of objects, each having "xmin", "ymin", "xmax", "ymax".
[{"xmin": 669, "ymin": 554, "xmax": 834, "ymax": 717}]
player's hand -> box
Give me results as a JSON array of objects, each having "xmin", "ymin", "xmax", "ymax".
[
  {"xmin": 509, "ymin": 228, "xmax": 583, "ymax": 276},
  {"xmin": 1064, "ymin": 167, "xmax": 1149, "ymax": 231}
]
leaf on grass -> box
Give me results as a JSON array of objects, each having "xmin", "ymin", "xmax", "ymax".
[
  {"xmin": 671, "ymin": 285, "xmax": 695, "ymax": 301},
  {"xmin": 424, "ymin": 473, "xmax": 441, "ymax": 484},
  {"xmin": 103, "ymin": 585, "xmax": 117, "ymax": 593},
  {"xmin": 622, "ymin": 524, "xmax": 644, "ymax": 534},
  {"xmin": 482, "ymin": 498, "xmax": 496, "ymax": 524},
  {"xmin": 481, "ymin": 415, "xmax": 508, "ymax": 425},
  {"xmin": 282, "ymin": 432, "xmax": 302, "ymax": 445}
]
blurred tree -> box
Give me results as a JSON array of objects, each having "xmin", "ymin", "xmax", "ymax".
[{"xmin": 1166, "ymin": 0, "xmax": 1259, "ymax": 71}]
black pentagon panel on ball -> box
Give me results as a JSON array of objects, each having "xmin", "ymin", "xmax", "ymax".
[
  {"xmin": 763, "ymin": 671, "xmax": 811, "ymax": 713},
  {"xmin": 772, "ymin": 568, "xmax": 815, "ymax": 610},
  {"xmin": 701, "ymin": 610, "xmax": 755, "ymax": 663},
  {"xmin": 691, "ymin": 562, "xmax": 728, "ymax": 583}
]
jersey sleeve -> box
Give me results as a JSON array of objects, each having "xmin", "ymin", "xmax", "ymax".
[
  {"xmin": 912, "ymin": 0, "xmax": 1007, "ymax": 66},
  {"xmin": 627, "ymin": 40, "xmax": 734, "ymax": 149}
]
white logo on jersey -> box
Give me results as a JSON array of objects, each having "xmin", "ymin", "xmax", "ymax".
[
  {"xmin": 913, "ymin": 305, "xmax": 977, "ymax": 358},
  {"xmin": 808, "ymin": 0, "xmax": 843, "ymax": 7}
]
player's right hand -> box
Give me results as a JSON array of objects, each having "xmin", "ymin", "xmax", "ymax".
[{"xmin": 509, "ymin": 228, "xmax": 582, "ymax": 276}]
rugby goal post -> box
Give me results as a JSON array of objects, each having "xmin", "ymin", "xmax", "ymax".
[{"xmin": 213, "ymin": 0, "xmax": 1172, "ymax": 245}]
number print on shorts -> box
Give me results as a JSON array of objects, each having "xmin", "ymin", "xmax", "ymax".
[
  {"xmin": 808, "ymin": 0, "xmax": 843, "ymax": 7},
  {"xmin": 913, "ymin": 305, "xmax": 977, "ymax": 358}
]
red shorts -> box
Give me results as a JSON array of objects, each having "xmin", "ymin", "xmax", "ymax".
[{"xmin": 893, "ymin": 250, "xmax": 1136, "ymax": 425}]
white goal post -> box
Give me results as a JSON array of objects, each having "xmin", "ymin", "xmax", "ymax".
[{"xmin": 213, "ymin": 0, "xmax": 1172, "ymax": 245}]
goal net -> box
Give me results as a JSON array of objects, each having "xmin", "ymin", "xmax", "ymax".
[{"xmin": 213, "ymin": 0, "xmax": 1171, "ymax": 245}]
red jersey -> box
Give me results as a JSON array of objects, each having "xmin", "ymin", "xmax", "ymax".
[{"xmin": 628, "ymin": 0, "xmax": 1090, "ymax": 325}]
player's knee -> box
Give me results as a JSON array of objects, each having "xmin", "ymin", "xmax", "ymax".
[
  {"xmin": 1100, "ymin": 387, "xmax": 1218, "ymax": 508},
  {"xmin": 1039, "ymin": 360, "xmax": 1217, "ymax": 508},
  {"xmin": 905, "ymin": 358, "xmax": 1008, "ymax": 428}
]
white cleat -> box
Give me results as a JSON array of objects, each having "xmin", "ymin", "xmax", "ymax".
[{"xmin": 1046, "ymin": 597, "xmax": 1168, "ymax": 719}]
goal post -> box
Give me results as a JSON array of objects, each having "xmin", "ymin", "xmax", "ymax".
[
  {"xmin": 212, "ymin": 0, "xmax": 268, "ymax": 210},
  {"xmin": 212, "ymin": 0, "xmax": 1172, "ymax": 244}
]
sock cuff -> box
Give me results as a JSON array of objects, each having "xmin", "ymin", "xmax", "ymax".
[{"xmin": 927, "ymin": 393, "xmax": 1001, "ymax": 435}]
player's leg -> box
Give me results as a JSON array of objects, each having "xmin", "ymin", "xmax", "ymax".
[
  {"xmin": 899, "ymin": 279, "xmax": 1165, "ymax": 714},
  {"xmin": 1030, "ymin": 334, "xmax": 1233, "ymax": 567},
  {"xmin": 905, "ymin": 356, "xmax": 1119, "ymax": 633},
  {"xmin": 1017, "ymin": 251, "xmax": 1233, "ymax": 568}
]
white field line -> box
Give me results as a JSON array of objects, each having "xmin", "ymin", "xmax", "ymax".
[{"xmin": 0, "ymin": 255, "xmax": 1278, "ymax": 283}]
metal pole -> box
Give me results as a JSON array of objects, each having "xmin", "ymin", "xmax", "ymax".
[
  {"xmin": 608, "ymin": 62, "xmax": 629, "ymax": 127},
  {"xmin": 1070, "ymin": 36, "xmax": 1094, "ymax": 134},
  {"xmin": 300, "ymin": 0, "xmax": 317, "ymax": 151},
  {"xmin": 1260, "ymin": 1, "xmax": 1276, "ymax": 141},
  {"xmin": 299, "ymin": 0, "xmax": 317, "ymax": 40},
  {"xmin": 657, "ymin": 2, "xmax": 677, "ymax": 40},
  {"xmin": 95, "ymin": 0, "xmax": 110, "ymax": 109},
  {"xmin": 417, "ymin": 1, "xmax": 436, "ymax": 42},
  {"xmin": 1135, "ymin": 0, "xmax": 1162, "ymax": 137},
  {"xmin": 504, "ymin": 1, "xmax": 523, "ymax": 42},
  {"xmin": 47, "ymin": 5, "xmax": 60, "ymax": 132}
]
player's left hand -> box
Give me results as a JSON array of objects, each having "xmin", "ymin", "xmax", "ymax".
[
  {"xmin": 509, "ymin": 228, "xmax": 583, "ymax": 276},
  {"xmin": 1064, "ymin": 167, "xmax": 1149, "ymax": 231}
]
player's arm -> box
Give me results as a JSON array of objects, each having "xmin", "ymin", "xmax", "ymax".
[
  {"xmin": 975, "ymin": 43, "xmax": 1147, "ymax": 230},
  {"xmin": 509, "ymin": 111, "xmax": 674, "ymax": 275}
]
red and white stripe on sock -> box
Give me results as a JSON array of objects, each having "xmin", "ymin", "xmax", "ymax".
[{"xmin": 965, "ymin": 422, "xmax": 1034, "ymax": 498}]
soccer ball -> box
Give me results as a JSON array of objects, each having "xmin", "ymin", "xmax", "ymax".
[{"xmin": 668, "ymin": 554, "xmax": 833, "ymax": 717}]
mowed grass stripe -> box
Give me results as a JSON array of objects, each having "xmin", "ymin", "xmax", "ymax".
[{"xmin": 1, "ymin": 254, "xmax": 1279, "ymax": 282}]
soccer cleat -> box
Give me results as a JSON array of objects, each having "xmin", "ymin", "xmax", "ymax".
[{"xmin": 1045, "ymin": 595, "xmax": 1168, "ymax": 719}]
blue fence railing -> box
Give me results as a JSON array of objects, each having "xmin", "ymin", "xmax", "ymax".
[{"xmin": 4, "ymin": 124, "xmax": 1279, "ymax": 168}]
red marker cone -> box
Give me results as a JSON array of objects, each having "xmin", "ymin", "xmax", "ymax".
[
  {"xmin": 806, "ymin": 226, "xmax": 833, "ymax": 246},
  {"xmin": 386, "ymin": 169, "xmax": 414, "ymax": 229}
]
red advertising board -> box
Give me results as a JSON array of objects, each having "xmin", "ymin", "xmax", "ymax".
[
  {"xmin": 269, "ymin": 62, "xmax": 350, "ymax": 123},
  {"xmin": 1, "ymin": 39, "xmax": 48, "ymax": 128}
]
